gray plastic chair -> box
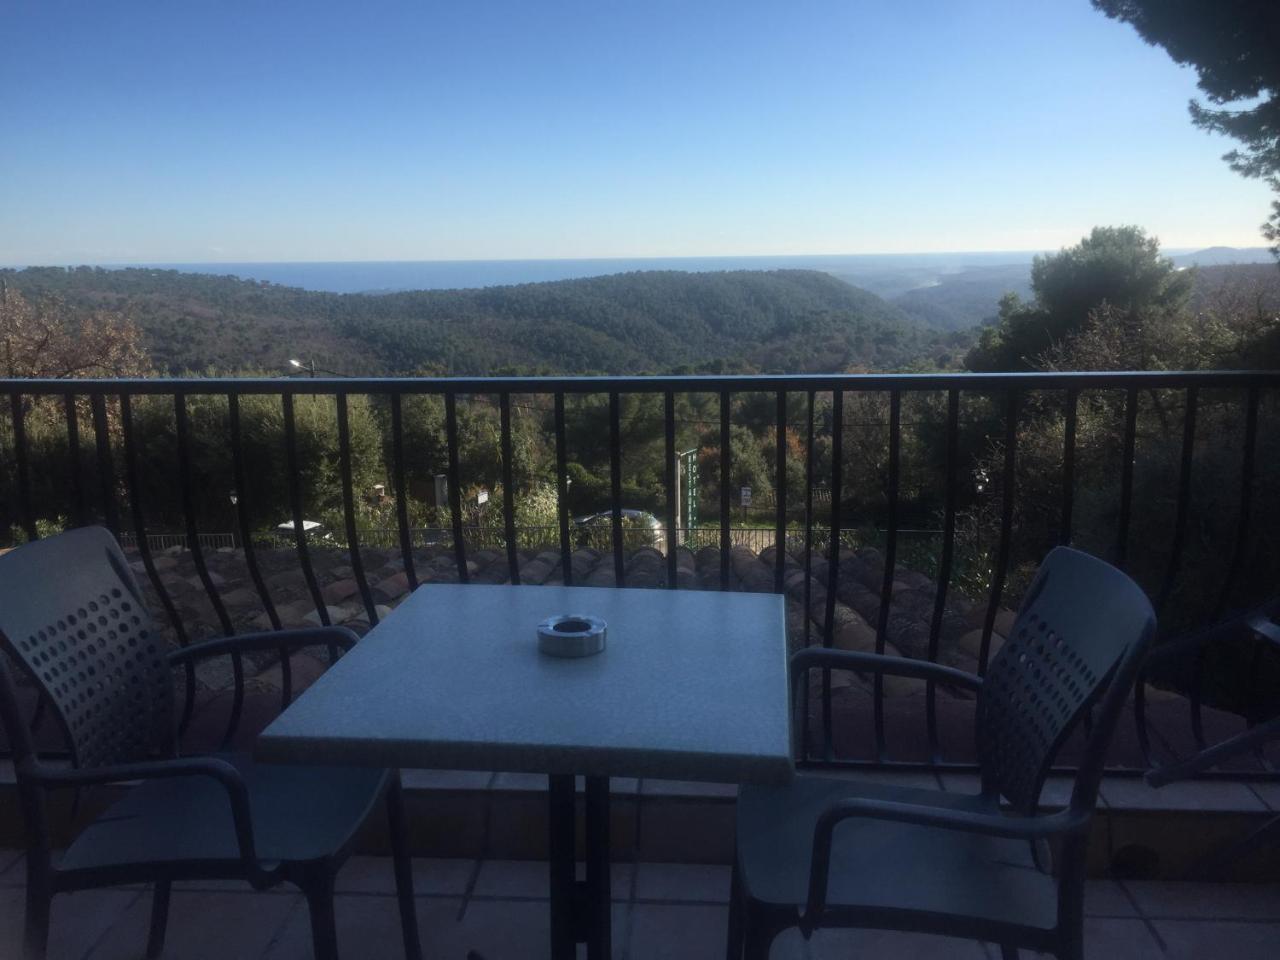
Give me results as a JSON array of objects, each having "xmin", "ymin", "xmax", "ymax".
[
  {"xmin": 0, "ymin": 526, "xmax": 421, "ymax": 960},
  {"xmin": 1140, "ymin": 597, "xmax": 1280, "ymax": 876},
  {"xmin": 727, "ymin": 546, "xmax": 1156, "ymax": 960}
]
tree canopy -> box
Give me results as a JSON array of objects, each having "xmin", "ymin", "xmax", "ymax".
[
  {"xmin": 0, "ymin": 281, "xmax": 150, "ymax": 379},
  {"xmin": 965, "ymin": 226, "xmax": 1192, "ymax": 371},
  {"xmin": 1, "ymin": 267, "xmax": 950, "ymax": 376},
  {"xmin": 1093, "ymin": 0, "xmax": 1280, "ymax": 255}
]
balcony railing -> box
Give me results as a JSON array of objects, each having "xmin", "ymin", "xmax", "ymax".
[{"xmin": 2, "ymin": 371, "xmax": 1278, "ymax": 774}]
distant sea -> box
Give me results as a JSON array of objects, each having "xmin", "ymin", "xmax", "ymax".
[
  {"xmin": 124, "ymin": 252, "xmax": 1043, "ymax": 296},
  {"xmin": 17, "ymin": 246, "xmax": 1268, "ymax": 297}
]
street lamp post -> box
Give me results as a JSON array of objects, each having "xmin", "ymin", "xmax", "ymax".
[{"xmin": 287, "ymin": 358, "xmax": 347, "ymax": 377}]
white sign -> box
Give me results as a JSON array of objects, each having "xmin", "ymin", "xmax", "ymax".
[
  {"xmin": 740, "ymin": 486, "xmax": 752, "ymax": 507},
  {"xmin": 477, "ymin": 489, "xmax": 490, "ymax": 505}
]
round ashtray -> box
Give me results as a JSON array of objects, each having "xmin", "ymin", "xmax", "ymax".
[{"xmin": 537, "ymin": 614, "xmax": 607, "ymax": 658}]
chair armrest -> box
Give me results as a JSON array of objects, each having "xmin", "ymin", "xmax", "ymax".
[
  {"xmin": 1144, "ymin": 598, "xmax": 1280, "ymax": 665},
  {"xmin": 1146, "ymin": 715, "xmax": 1280, "ymax": 787},
  {"xmin": 1245, "ymin": 613, "xmax": 1280, "ymax": 648},
  {"xmin": 30, "ymin": 756, "xmax": 274, "ymax": 886},
  {"xmin": 801, "ymin": 796, "xmax": 1089, "ymax": 932},
  {"xmin": 790, "ymin": 648, "xmax": 983, "ymax": 703},
  {"xmin": 168, "ymin": 626, "xmax": 359, "ymax": 667}
]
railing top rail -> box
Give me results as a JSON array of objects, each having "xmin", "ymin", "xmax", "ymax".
[{"xmin": 2, "ymin": 369, "xmax": 1280, "ymax": 395}]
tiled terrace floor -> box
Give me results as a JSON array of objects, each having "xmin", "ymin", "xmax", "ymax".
[{"xmin": 1, "ymin": 850, "xmax": 1278, "ymax": 959}]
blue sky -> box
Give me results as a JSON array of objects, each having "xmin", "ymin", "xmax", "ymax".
[{"xmin": 1, "ymin": 0, "xmax": 1272, "ymax": 263}]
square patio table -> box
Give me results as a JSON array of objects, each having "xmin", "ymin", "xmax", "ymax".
[{"xmin": 257, "ymin": 582, "xmax": 793, "ymax": 959}]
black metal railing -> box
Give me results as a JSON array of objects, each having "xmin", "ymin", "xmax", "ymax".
[{"xmin": 2, "ymin": 370, "xmax": 1278, "ymax": 774}]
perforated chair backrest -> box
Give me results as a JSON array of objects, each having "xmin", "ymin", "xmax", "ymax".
[
  {"xmin": 976, "ymin": 547, "xmax": 1155, "ymax": 814},
  {"xmin": 0, "ymin": 526, "xmax": 175, "ymax": 768}
]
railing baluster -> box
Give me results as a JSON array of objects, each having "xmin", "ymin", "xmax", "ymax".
[
  {"xmin": 174, "ymin": 394, "xmax": 235, "ymax": 637},
  {"xmin": 1116, "ymin": 385, "xmax": 1139, "ymax": 570},
  {"xmin": 609, "ymin": 391, "xmax": 625, "ymax": 585},
  {"xmin": 336, "ymin": 392, "xmax": 379, "ymax": 623},
  {"xmin": 8, "ymin": 393, "xmax": 36, "ymax": 541},
  {"xmin": 926, "ymin": 388, "xmax": 960, "ymax": 763},
  {"xmin": 1214, "ymin": 386, "xmax": 1260, "ymax": 617},
  {"xmin": 444, "ymin": 392, "xmax": 469, "ymax": 583},
  {"xmin": 979, "ymin": 388, "xmax": 1019, "ymax": 673},
  {"xmin": 1058, "ymin": 390, "xmax": 1078, "ymax": 547},
  {"xmin": 117, "ymin": 398, "xmax": 173, "ymax": 630},
  {"xmin": 554, "ymin": 393, "xmax": 572, "ymax": 586},
  {"xmin": 389, "ymin": 394, "xmax": 419, "ymax": 591},
  {"xmin": 1157, "ymin": 386, "xmax": 1198, "ymax": 612},
  {"xmin": 822, "ymin": 390, "xmax": 845, "ymax": 760},
  {"xmin": 802, "ymin": 391, "xmax": 816, "ymax": 762},
  {"xmin": 228, "ymin": 394, "xmax": 288, "ymax": 710},
  {"xmin": 282, "ymin": 392, "xmax": 331, "ymax": 629},
  {"xmin": 719, "ymin": 391, "xmax": 731, "ymax": 591},
  {"xmin": 120, "ymin": 394, "xmax": 193, "ymax": 734},
  {"xmin": 774, "ymin": 391, "xmax": 787, "ymax": 593},
  {"xmin": 499, "ymin": 392, "xmax": 521, "ymax": 585},
  {"xmin": 664, "ymin": 390, "xmax": 678, "ymax": 589},
  {"xmin": 3, "ymin": 370, "xmax": 1279, "ymax": 778},
  {"xmin": 89, "ymin": 394, "xmax": 119, "ymax": 536},
  {"xmin": 64, "ymin": 395, "xmax": 88, "ymax": 528},
  {"xmin": 176, "ymin": 393, "xmax": 247, "ymax": 749},
  {"xmin": 873, "ymin": 391, "xmax": 901, "ymax": 761}
]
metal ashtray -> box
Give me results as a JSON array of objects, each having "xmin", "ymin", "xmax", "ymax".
[{"xmin": 537, "ymin": 614, "xmax": 607, "ymax": 658}]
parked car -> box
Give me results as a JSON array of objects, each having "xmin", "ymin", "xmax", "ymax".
[{"xmin": 573, "ymin": 509, "xmax": 666, "ymax": 550}]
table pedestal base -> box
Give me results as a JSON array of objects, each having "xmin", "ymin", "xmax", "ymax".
[{"xmin": 548, "ymin": 774, "xmax": 611, "ymax": 959}]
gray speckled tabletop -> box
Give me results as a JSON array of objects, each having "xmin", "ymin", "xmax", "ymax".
[{"xmin": 256, "ymin": 583, "xmax": 793, "ymax": 784}]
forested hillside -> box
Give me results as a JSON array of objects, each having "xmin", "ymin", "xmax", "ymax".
[{"xmin": 2, "ymin": 266, "xmax": 963, "ymax": 375}]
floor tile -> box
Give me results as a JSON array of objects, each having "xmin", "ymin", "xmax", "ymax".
[
  {"xmin": 818, "ymin": 769, "xmax": 944, "ymax": 791},
  {"xmin": 490, "ymin": 772, "xmax": 640, "ymax": 795},
  {"xmin": 1246, "ymin": 779, "xmax": 1280, "ymax": 812},
  {"xmin": 335, "ymin": 855, "xmax": 477, "ymax": 896},
  {"xmin": 809, "ymin": 927, "xmax": 987, "ymax": 958},
  {"xmin": 634, "ymin": 863, "xmax": 732, "ymax": 903},
  {"xmin": 938, "ymin": 772, "xmax": 984, "ymax": 796},
  {"xmin": 1100, "ymin": 778, "xmax": 1267, "ymax": 812},
  {"xmin": 1084, "ymin": 880, "xmax": 1139, "ymax": 917},
  {"xmin": 89, "ymin": 890, "xmax": 299, "ymax": 959},
  {"xmin": 445, "ymin": 898, "xmax": 553, "ymax": 959},
  {"xmin": 0, "ymin": 851, "xmax": 24, "ymax": 887},
  {"xmin": 1079, "ymin": 918, "xmax": 1165, "ymax": 959},
  {"xmin": 400, "ymin": 768, "xmax": 495, "ymax": 791},
  {"xmin": 0, "ymin": 887, "xmax": 144, "ymax": 960},
  {"xmin": 472, "ymin": 859, "xmax": 632, "ymax": 901},
  {"xmin": 265, "ymin": 895, "xmax": 460, "ymax": 959},
  {"xmin": 1125, "ymin": 881, "xmax": 1280, "ymax": 920},
  {"xmin": 1155, "ymin": 920, "xmax": 1280, "ymax": 960},
  {"xmin": 171, "ymin": 876, "xmax": 288, "ymax": 894},
  {"xmin": 490, "ymin": 772, "xmax": 548, "ymax": 792},
  {"xmin": 939, "ymin": 775, "xmax": 1100, "ymax": 810},
  {"xmin": 629, "ymin": 903, "xmax": 744, "ymax": 959},
  {"xmin": 635, "ymin": 799, "xmax": 735, "ymax": 863},
  {"xmin": 3, "ymin": 855, "xmax": 1278, "ymax": 959},
  {"xmin": 641, "ymin": 779, "xmax": 738, "ymax": 798}
]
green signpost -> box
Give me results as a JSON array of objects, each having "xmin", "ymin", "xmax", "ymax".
[{"xmin": 680, "ymin": 448, "xmax": 699, "ymax": 536}]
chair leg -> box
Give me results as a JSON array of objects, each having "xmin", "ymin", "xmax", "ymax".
[
  {"xmin": 23, "ymin": 888, "xmax": 50, "ymax": 960},
  {"xmin": 386, "ymin": 772, "xmax": 422, "ymax": 960},
  {"xmin": 743, "ymin": 905, "xmax": 784, "ymax": 960},
  {"xmin": 305, "ymin": 871, "xmax": 340, "ymax": 960},
  {"xmin": 147, "ymin": 880, "xmax": 171, "ymax": 958},
  {"xmin": 725, "ymin": 858, "xmax": 745, "ymax": 960}
]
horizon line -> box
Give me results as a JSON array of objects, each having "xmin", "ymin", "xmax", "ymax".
[{"xmin": 3, "ymin": 243, "xmax": 1268, "ymax": 269}]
